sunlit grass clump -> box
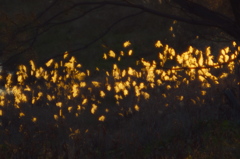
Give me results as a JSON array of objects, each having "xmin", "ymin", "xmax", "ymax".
[
  {"xmin": 0, "ymin": 40, "xmax": 239, "ymax": 158},
  {"xmin": 0, "ymin": 40, "xmax": 239, "ymax": 121}
]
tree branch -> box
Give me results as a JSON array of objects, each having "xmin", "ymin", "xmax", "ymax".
[
  {"xmin": 2, "ymin": 0, "xmax": 240, "ymax": 70},
  {"xmin": 45, "ymin": 10, "xmax": 144, "ymax": 61}
]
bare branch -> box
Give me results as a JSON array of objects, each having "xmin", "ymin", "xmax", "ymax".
[
  {"xmin": 45, "ymin": 10, "xmax": 144, "ymax": 61},
  {"xmin": 2, "ymin": 0, "xmax": 240, "ymax": 70}
]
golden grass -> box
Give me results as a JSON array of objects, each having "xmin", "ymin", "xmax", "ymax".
[{"xmin": 0, "ymin": 41, "xmax": 239, "ymax": 158}]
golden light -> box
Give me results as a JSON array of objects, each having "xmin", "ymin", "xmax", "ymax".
[
  {"xmin": 109, "ymin": 50, "xmax": 116, "ymax": 58},
  {"xmin": 12, "ymin": 86, "xmax": 27, "ymax": 104},
  {"xmin": 47, "ymin": 94, "xmax": 53, "ymax": 101},
  {"xmin": 0, "ymin": 39, "xmax": 237, "ymax": 127},
  {"xmin": 100, "ymin": 90, "xmax": 105, "ymax": 98},
  {"xmin": 150, "ymin": 83, "xmax": 155, "ymax": 88},
  {"xmin": 188, "ymin": 46, "xmax": 194, "ymax": 53},
  {"xmin": 92, "ymin": 81, "xmax": 100, "ymax": 87},
  {"xmin": 123, "ymin": 41, "xmax": 131, "ymax": 47},
  {"xmin": 157, "ymin": 79, "xmax": 162, "ymax": 85},
  {"xmin": 201, "ymin": 91, "xmax": 207, "ymax": 95},
  {"xmin": 106, "ymin": 85, "xmax": 111, "ymax": 91},
  {"xmin": 91, "ymin": 104, "xmax": 98, "ymax": 114},
  {"xmin": 122, "ymin": 70, "xmax": 126, "ymax": 77},
  {"xmin": 37, "ymin": 92, "xmax": 43, "ymax": 99},
  {"xmin": 118, "ymin": 51, "xmax": 123, "ymax": 57},
  {"xmin": 86, "ymin": 70, "xmax": 90, "ymax": 76},
  {"xmin": 82, "ymin": 98, "xmax": 88, "ymax": 105},
  {"xmin": 32, "ymin": 98, "xmax": 36, "ymax": 104},
  {"xmin": 51, "ymin": 71, "xmax": 58, "ymax": 83},
  {"xmin": 166, "ymin": 85, "xmax": 171, "ymax": 90},
  {"xmin": 163, "ymin": 75, "xmax": 170, "ymax": 81},
  {"xmin": 128, "ymin": 50, "xmax": 133, "ymax": 56},
  {"xmin": 132, "ymin": 81, "xmax": 137, "ymax": 87},
  {"xmin": 64, "ymin": 51, "xmax": 69, "ymax": 59},
  {"xmin": 103, "ymin": 53, "xmax": 107, "ymax": 59},
  {"xmin": 123, "ymin": 89, "xmax": 128, "ymax": 96},
  {"xmin": 98, "ymin": 115, "xmax": 105, "ymax": 121},
  {"xmin": 198, "ymin": 75, "xmax": 206, "ymax": 82},
  {"xmin": 19, "ymin": 112, "xmax": 25, "ymax": 117},
  {"xmin": 139, "ymin": 82, "xmax": 145, "ymax": 89},
  {"xmin": 128, "ymin": 67, "xmax": 135, "ymax": 76},
  {"xmin": 17, "ymin": 75, "xmax": 24, "ymax": 83},
  {"xmin": 113, "ymin": 64, "xmax": 121, "ymax": 79},
  {"xmin": 64, "ymin": 56, "xmax": 76, "ymax": 70},
  {"xmin": 169, "ymin": 48, "xmax": 175, "ymax": 57},
  {"xmin": 142, "ymin": 92, "xmax": 150, "ymax": 99},
  {"xmin": 59, "ymin": 109, "xmax": 62, "ymax": 117},
  {"xmin": 228, "ymin": 62, "xmax": 235, "ymax": 73},
  {"xmin": 18, "ymin": 65, "xmax": 27, "ymax": 73},
  {"xmin": 54, "ymin": 114, "xmax": 58, "ymax": 120},
  {"xmin": 80, "ymin": 82, "xmax": 86, "ymax": 87},
  {"xmin": 135, "ymin": 87, "xmax": 140, "ymax": 97},
  {"xmin": 54, "ymin": 63, "xmax": 59, "ymax": 69},
  {"xmin": 46, "ymin": 59, "xmax": 54, "ymax": 67},
  {"xmin": 114, "ymin": 85, "xmax": 120, "ymax": 94},
  {"xmin": 176, "ymin": 54, "xmax": 183, "ymax": 64},
  {"xmin": 191, "ymin": 99, "xmax": 196, "ymax": 104},
  {"xmin": 68, "ymin": 106, "xmax": 73, "ymax": 113},
  {"xmin": 198, "ymin": 51, "xmax": 204, "ymax": 66},
  {"xmin": 233, "ymin": 41, "xmax": 237, "ymax": 47},
  {"xmin": 155, "ymin": 40, "xmax": 163, "ymax": 48},
  {"xmin": 125, "ymin": 81, "xmax": 130, "ymax": 87},
  {"xmin": 182, "ymin": 78, "xmax": 189, "ymax": 85},
  {"xmin": 177, "ymin": 96, "xmax": 184, "ymax": 101},
  {"xmin": 56, "ymin": 102, "xmax": 62, "ymax": 107},
  {"xmin": 24, "ymin": 85, "xmax": 31, "ymax": 91},
  {"xmin": 219, "ymin": 73, "xmax": 228, "ymax": 79},
  {"xmin": 134, "ymin": 105, "xmax": 140, "ymax": 111},
  {"xmin": 202, "ymin": 82, "xmax": 211, "ymax": 88},
  {"xmin": 29, "ymin": 60, "xmax": 36, "ymax": 72},
  {"xmin": 32, "ymin": 117, "xmax": 37, "ymax": 122}
]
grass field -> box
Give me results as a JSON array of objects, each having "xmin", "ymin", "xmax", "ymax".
[
  {"xmin": 0, "ymin": 1, "xmax": 240, "ymax": 158},
  {"xmin": 0, "ymin": 41, "xmax": 239, "ymax": 158}
]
